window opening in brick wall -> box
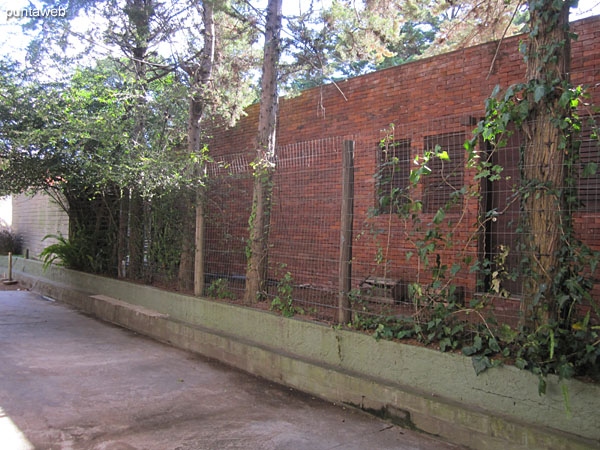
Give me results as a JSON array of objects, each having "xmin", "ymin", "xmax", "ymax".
[
  {"xmin": 576, "ymin": 117, "xmax": 600, "ymax": 212},
  {"xmin": 422, "ymin": 132, "xmax": 465, "ymax": 213},
  {"xmin": 478, "ymin": 129, "xmax": 523, "ymax": 297},
  {"xmin": 376, "ymin": 138, "xmax": 411, "ymax": 214}
]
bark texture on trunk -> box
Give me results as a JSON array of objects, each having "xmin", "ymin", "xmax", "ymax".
[
  {"xmin": 245, "ymin": 174, "xmax": 273, "ymax": 303},
  {"xmin": 179, "ymin": 0, "xmax": 215, "ymax": 295},
  {"xmin": 244, "ymin": 0, "xmax": 283, "ymax": 304},
  {"xmin": 520, "ymin": 1, "xmax": 572, "ymax": 328}
]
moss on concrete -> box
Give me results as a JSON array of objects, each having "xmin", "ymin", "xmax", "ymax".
[{"xmin": 3, "ymin": 256, "xmax": 599, "ymax": 449}]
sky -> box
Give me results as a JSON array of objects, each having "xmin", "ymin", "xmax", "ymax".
[
  {"xmin": 0, "ymin": 0, "xmax": 599, "ymax": 226},
  {"xmin": 1, "ymin": 1, "xmax": 599, "ymax": 58},
  {"xmin": 1, "ymin": 0, "xmax": 599, "ymax": 69},
  {"xmin": 0, "ymin": 0, "xmax": 334, "ymax": 63}
]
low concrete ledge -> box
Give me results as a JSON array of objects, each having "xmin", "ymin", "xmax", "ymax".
[
  {"xmin": 89, "ymin": 294, "xmax": 169, "ymax": 319},
  {"xmin": 2, "ymin": 257, "xmax": 599, "ymax": 449}
]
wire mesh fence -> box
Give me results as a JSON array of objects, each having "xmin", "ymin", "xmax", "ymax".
[{"xmin": 21, "ymin": 111, "xmax": 599, "ymax": 335}]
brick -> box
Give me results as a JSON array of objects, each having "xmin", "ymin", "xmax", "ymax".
[{"xmin": 206, "ymin": 16, "xmax": 600, "ymax": 305}]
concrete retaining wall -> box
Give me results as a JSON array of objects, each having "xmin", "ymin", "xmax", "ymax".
[{"xmin": 3, "ymin": 256, "xmax": 598, "ymax": 449}]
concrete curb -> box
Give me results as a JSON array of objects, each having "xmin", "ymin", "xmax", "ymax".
[{"xmin": 3, "ymin": 257, "xmax": 599, "ymax": 449}]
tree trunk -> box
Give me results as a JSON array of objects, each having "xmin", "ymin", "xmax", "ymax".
[
  {"xmin": 244, "ymin": 0, "xmax": 282, "ymax": 304},
  {"xmin": 245, "ymin": 174, "xmax": 273, "ymax": 303},
  {"xmin": 179, "ymin": 0, "xmax": 215, "ymax": 295},
  {"xmin": 520, "ymin": 0, "xmax": 572, "ymax": 328}
]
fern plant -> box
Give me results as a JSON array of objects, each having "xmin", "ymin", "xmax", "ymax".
[{"xmin": 40, "ymin": 232, "xmax": 95, "ymax": 271}]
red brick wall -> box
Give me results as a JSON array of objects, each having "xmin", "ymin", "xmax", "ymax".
[{"xmin": 206, "ymin": 16, "xmax": 600, "ymax": 302}]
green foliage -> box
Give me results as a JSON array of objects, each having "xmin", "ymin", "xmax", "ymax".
[
  {"xmin": 284, "ymin": 0, "xmax": 525, "ymax": 91},
  {"xmin": 0, "ymin": 228, "xmax": 22, "ymax": 255},
  {"xmin": 270, "ymin": 272, "xmax": 303, "ymax": 318},
  {"xmin": 40, "ymin": 232, "xmax": 104, "ymax": 273},
  {"xmin": 513, "ymin": 314, "xmax": 600, "ymax": 390},
  {"xmin": 0, "ymin": 58, "xmax": 193, "ymax": 199},
  {"xmin": 283, "ymin": 1, "xmax": 441, "ymax": 91},
  {"xmin": 471, "ymin": 16, "xmax": 600, "ymax": 389},
  {"xmin": 3, "ymin": 0, "xmax": 597, "ymax": 410},
  {"xmin": 146, "ymin": 191, "xmax": 186, "ymax": 281},
  {"xmin": 206, "ymin": 278, "xmax": 236, "ymax": 300},
  {"xmin": 358, "ymin": 13, "xmax": 600, "ymax": 396}
]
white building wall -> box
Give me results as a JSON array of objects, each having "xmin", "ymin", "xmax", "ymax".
[
  {"xmin": 12, "ymin": 193, "xmax": 69, "ymax": 259},
  {"xmin": 0, "ymin": 197, "xmax": 12, "ymax": 226}
]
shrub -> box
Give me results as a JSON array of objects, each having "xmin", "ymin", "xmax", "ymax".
[{"xmin": 0, "ymin": 228, "xmax": 22, "ymax": 255}]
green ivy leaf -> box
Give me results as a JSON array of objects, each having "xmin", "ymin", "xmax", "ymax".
[
  {"xmin": 397, "ymin": 329, "xmax": 413, "ymax": 339},
  {"xmin": 558, "ymin": 91, "xmax": 571, "ymax": 108},
  {"xmin": 472, "ymin": 355, "xmax": 492, "ymax": 375},
  {"xmin": 534, "ymin": 85, "xmax": 546, "ymax": 103},
  {"xmin": 473, "ymin": 335, "xmax": 483, "ymax": 351},
  {"xmin": 518, "ymin": 100, "xmax": 529, "ymax": 118},
  {"xmin": 440, "ymin": 337, "xmax": 451, "ymax": 352},
  {"xmin": 488, "ymin": 338, "xmax": 500, "ymax": 353},
  {"xmin": 433, "ymin": 208, "xmax": 445, "ymax": 225},
  {"xmin": 450, "ymin": 263, "xmax": 461, "ymax": 276},
  {"xmin": 462, "ymin": 345, "xmax": 477, "ymax": 356},
  {"xmin": 582, "ymin": 162, "xmax": 597, "ymax": 178},
  {"xmin": 558, "ymin": 363, "xmax": 574, "ymax": 380}
]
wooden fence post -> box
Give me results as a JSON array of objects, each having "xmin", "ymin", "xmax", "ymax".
[{"xmin": 338, "ymin": 140, "xmax": 354, "ymax": 324}]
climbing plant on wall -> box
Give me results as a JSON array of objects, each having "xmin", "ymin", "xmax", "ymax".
[{"xmin": 355, "ymin": 0, "xmax": 600, "ymax": 395}]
